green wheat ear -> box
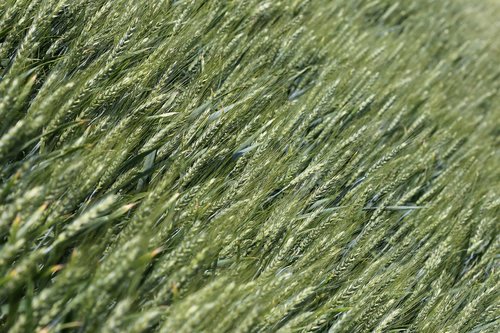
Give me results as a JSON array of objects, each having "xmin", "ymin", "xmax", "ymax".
[{"xmin": 0, "ymin": 0, "xmax": 499, "ymax": 332}]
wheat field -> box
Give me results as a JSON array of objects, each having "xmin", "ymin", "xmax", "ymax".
[{"xmin": 0, "ymin": 1, "xmax": 499, "ymax": 332}]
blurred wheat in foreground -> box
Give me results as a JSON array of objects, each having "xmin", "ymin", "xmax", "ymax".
[{"xmin": 0, "ymin": 1, "xmax": 499, "ymax": 332}]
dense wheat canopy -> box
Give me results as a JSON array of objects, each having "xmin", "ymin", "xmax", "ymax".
[{"xmin": 0, "ymin": 0, "xmax": 499, "ymax": 332}]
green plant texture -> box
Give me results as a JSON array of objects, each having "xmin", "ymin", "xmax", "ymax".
[{"xmin": 0, "ymin": 0, "xmax": 499, "ymax": 332}]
